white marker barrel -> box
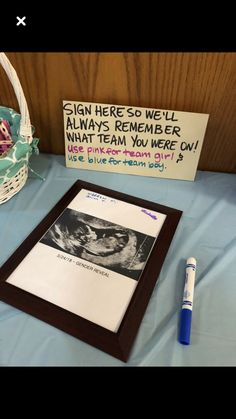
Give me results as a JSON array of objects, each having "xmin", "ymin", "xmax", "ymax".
[{"xmin": 182, "ymin": 257, "xmax": 196, "ymax": 311}]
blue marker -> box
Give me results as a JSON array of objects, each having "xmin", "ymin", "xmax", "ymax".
[{"xmin": 179, "ymin": 257, "xmax": 197, "ymax": 345}]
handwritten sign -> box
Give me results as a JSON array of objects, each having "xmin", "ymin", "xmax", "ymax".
[{"xmin": 63, "ymin": 101, "xmax": 209, "ymax": 181}]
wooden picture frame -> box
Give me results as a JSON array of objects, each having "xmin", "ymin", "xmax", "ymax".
[{"xmin": 0, "ymin": 180, "xmax": 182, "ymax": 362}]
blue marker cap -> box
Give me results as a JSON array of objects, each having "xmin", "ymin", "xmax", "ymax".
[{"xmin": 179, "ymin": 309, "xmax": 192, "ymax": 345}]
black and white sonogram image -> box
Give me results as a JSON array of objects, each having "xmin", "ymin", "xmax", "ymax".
[{"xmin": 40, "ymin": 209, "xmax": 156, "ymax": 280}]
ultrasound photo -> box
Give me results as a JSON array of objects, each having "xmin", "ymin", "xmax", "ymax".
[{"xmin": 40, "ymin": 208, "xmax": 156, "ymax": 280}]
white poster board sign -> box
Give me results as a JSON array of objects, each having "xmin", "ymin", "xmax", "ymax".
[{"xmin": 63, "ymin": 101, "xmax": 209, "ymax": 181}]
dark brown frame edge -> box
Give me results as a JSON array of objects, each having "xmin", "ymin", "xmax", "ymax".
[{"xmin": 0, "ymin": 180, "xmax": 182, "ymax": 362}]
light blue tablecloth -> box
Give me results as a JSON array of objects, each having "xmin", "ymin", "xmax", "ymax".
[{"xmin": 0, "ymin": 153, "xmax": 235, "ymax": 366}]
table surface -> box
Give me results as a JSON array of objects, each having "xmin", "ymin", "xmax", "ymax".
[{"xmin": 0, "ymin": 153, "xmax": 235, "ymax": 366}]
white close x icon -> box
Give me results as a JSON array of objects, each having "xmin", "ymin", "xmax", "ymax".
[{"xmin": 16, "ymin": 16, "xmax": 26, "ymax": 26}]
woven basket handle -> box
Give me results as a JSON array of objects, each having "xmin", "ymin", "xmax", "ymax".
[{"xmin": 0, "ymin": 52, "xmax": 33, "ymax": 143}]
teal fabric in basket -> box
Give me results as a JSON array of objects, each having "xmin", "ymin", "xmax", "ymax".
[{"xmin": 0, "ymin": 106, "xmax": 39, "ymax": 185}]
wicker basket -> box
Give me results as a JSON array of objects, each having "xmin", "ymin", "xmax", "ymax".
[{"xmin": 0, "ymin": 52, "xmax": 39, "ymax": 204}]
